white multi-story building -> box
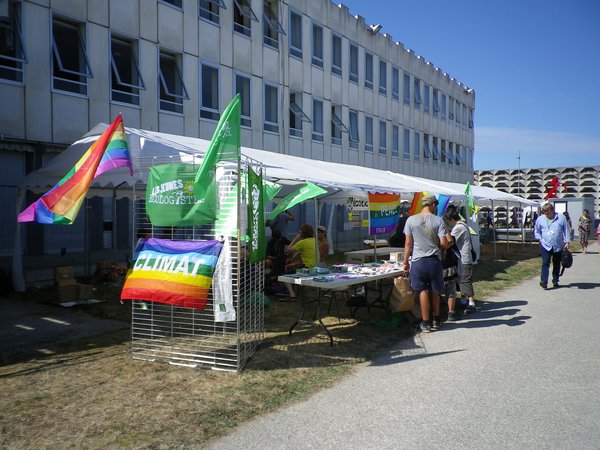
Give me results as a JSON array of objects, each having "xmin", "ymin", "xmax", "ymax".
[{"xmin": 0, "ymin": 0, "xmax": 475, "ymax": 269}]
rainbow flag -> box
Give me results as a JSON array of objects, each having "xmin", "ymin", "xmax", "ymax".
[
  {"xmin": 408, "ymin": 192, "xmax": 426, "ymax": 216},
  {"xmin": 18, "ymin": 115, "xmax": 133, "ymax": 224},
  {"xmin": 368, "ymin": 192, "xmax": 400, "ymax": 235},
  {"xmin": 121, "ymin": 238, "xmax": 223, "ymax": 310}
]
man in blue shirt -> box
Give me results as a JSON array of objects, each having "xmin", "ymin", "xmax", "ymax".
[{"xmin": 534, "ymin": 203, "xmax": 571, "ymax": 289}]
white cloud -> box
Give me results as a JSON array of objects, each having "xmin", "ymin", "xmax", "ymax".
[{"xmin": 475, "ymin": 127, "xmax": 600, "ymax": 169}]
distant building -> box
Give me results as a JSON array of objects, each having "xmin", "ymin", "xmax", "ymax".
[
  {"xmin": 0, "ymin": 0, "xmax": 475, "ymax": 272},
  {"xmin": 474, "ymin": 166, "xmax": 600, "ymax": 221}
]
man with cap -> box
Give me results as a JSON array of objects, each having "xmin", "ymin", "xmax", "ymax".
[{"xmin": 403, "ymin": 194, "xmax": 453, "ymax": 332}]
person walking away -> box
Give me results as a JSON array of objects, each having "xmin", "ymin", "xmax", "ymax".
[
  {"xmin": 563, "ymin": 211, "xmax": 574, "ymax": 241},
  {"xmin": 445, "ymin": 210, "xmax": 477, "ymax": 315},
  {"xmin": 266, "ymin": 210, "xmax": 295, "ymax": 239},
  {"xmin": 577, "ymin": 209, "xmax": 592, "ymax": 254},
  {"xmin": 403, "ymin": 195, "xmax": 452, "ymax": 332},
  {"xmin": 316, "ymin": 225, "xmax": 329, "ymax": 264},
  {"xmin": 534, "ymin": 203, "xmax": 571, "ymax": 289}
]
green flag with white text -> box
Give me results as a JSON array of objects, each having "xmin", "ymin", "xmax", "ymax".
[
  {"xmin": 268, "ymin": 182, "xmax": 327, "ymax": 221},
  {"xmin": 247, "ymin": 166, "xmax": 265, "ymax": 263},
  {"xmin": 146, "ymin": 163, "xmax": 198, "ymax": 226},
  {"xmin": 182, "ymin": 94, "xmax": 241, "ymax": 225}
]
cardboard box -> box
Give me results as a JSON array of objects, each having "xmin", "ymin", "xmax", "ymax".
[{"xmin": 55, "ymin": 266, "xmax": 77, "ymax": 287}]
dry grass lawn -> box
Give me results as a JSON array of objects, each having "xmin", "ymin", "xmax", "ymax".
[{"xmin": 0, "ymin": 242, "xmax": 549, "ymax": 449}]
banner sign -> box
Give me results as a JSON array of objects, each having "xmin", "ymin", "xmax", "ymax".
[
  {"xmin": 145, "ymin": 163, "xmax": 198, "ymax": 226},
  {"xmin": 368, "ymin": 192, "xmax": 400, "ymax": 235},
  {"xmin": 121, "ymin": 238, "xmax": 223, "ymax": 310},
  {"xmin": 247, "ymin": 166, "xmax": 266, "ymax": 263}
]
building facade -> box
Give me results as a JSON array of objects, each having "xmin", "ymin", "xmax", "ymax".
[{"xmin": 0, "ymin": 0, "xmax": 475, "ymax": 267}]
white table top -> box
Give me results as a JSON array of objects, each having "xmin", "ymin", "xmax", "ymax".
[
  {"xmin": 278, "ymin": 268, "xmax": 404, "ymax": 289},
  {"xmin": 344, "ymin": 247, "xmax": 404, "ymax": 258}
]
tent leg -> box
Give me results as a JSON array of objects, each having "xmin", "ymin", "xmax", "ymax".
[{"xmin": 491, "ymin": 200, "xmax": 497, "ymax": 260}]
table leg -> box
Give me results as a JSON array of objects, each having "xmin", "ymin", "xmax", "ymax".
[{"xmin": 289, "ymin": 287, "xmax": 334, "ymax": 346}]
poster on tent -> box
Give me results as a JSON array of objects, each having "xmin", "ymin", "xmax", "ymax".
[
  {"xmin": 368, "ymin": 192, "xmax": 400, "ymax": 235},
  {"xmin": 346, "ymin": 195, "xmax": 369, "ymax": 228},
  {"xmin": 120, "ymin": 238, "xmax": 223, "ymax": 310}
]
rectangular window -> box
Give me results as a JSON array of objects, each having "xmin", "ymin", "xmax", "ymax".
[
  {"xmin": 289, "ymin": 91, "xmax": 311, "ymax": 138},
  {"xmin": 0, "ymin": 1, "xmax": 26, "ymax": 83},
  {"xmin": 199, "ymin": 0, "xmax": 225, "ymax": 24},
  {"xmin": 200, "ymin": 62, "xmax": 219, "ymax": 120},
  {"xmin": 378, "ymin": 60, "xmax": 387, "ymax": 95},
  {"xmin": 331, "ymin": 34, "xmax": 342, "ymax": 76},
  {"xmin": 52, "ymin": 18, "xmax": 93, "ymax": 95},
  {"xmin": 432, "ymin": 137, "xmax": 440, "ymax": 161},
  {"xmin": 378, "ymin": 121, "xmax": 387, "ymax": 154},
  {"xmin": 234, "ymin": 73, "xmax": 251, "ymax": 127},
  {"xmin": 463, "ymin": 104, "xmax": 468, "ymax": 127},
  {"xmin": 448, "ymin": 97, "xmax": 454, "ymax": 121},
  {"xmin": 455, "ymin": 144, "xmax": 462, "ymax": 165},
  {"xmin": 455, "ymin": 101, "xmax": 461, "ymax": 124},
  {"xmin": 263, "ymin": 0, "xmax": 285, "ymax": 49},
  {"xmin": 365, "ymin": 116, "xmax": 373, "ymax": 152},
  {"xmin": 349, "ymin": 110, "xmax": 359, "ymax": 148},
  {"xmin": 403, "ymin": 72, "xmax": 410, "ymax": 105},
  {"xmin": 311, "ymin": 23, "xmax": 323, "ymax": 67},
  {"xmin": 414, "ymin": 131, "xmax": 420, "ymax": 161},
  {"xmin": 392, "ymin": 125, "xmax": 399, "ymax": 157},
  {"xmin": 441, "ymin": 94, "xmax": 446, "ymax": 120},
  {"xmin": 441, "ymin": 140, "xmax": 446, "ymax": 163},
  {"xmin": 331, "ymin": 104, "xmax": 348, "ymax": 146},
  {"xmin": 349, "ymin": 43, "xmax": 358, "ymax": 83},
  {"xmin": 289, "ymin": 10, "xmax": 302, "ymax": 59},
  {"xmin": 469, "ymin": 108, "xmax": 474, "ymax": 128},
  {"xmin": 423, "ymin": 134, "xmax": 431, "ymax": 158},
  {"xmin": 413, "ymin": 78, "xmax": 421, "ymax": 109},
  {"xmin": 403, "ymin": 128, "xmax": 410, "ymax": 160},
  {"xmin": 312, "ymin": 98, "xmax": 323, "ymax": 141},
  {"xmin": 432, "ymin": 88, "xmax": 440, "ymax": 117},
  {"xmin": 447, "ymin": 142, "xmax": 455, "ymax": 164},
  {"xmin": 159, "ymin": 51, "xmax": 188, "ymax": 113},
  {"xmin": 161, "ymin": 0, "xmax": 182, "ymax": 7},
  {"xmin": 111, "ymin": 37, "xmax": 145, "ymax": 105},
  {"xmin": 365, "ymin": 52, "xmax": 373, "ymax": 89},
  {"xmin": 391, "ymin": 67, "xmax": 399, "ymax": 100},
  {"xmin": 233, "ymin": 0, "xmax": 258, "ymax": 37},
  {"xmin": 264, "ymin": 82, "xmax": 278, "ymax": 132},
  {"xmin": 423, "ymin": 84, "xmax": 430, "ymax": 113}
]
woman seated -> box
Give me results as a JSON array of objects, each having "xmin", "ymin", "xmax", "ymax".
[
  {"xmin": 317, "ymin": 225, "xmax": 329, "ymax": 264},
  {"xmin": 283, "ymin": 224, "xmax": 316, "ymax": 299},
  {"xmin": 265, "ymin": 229, "xmax": 290, "ymax": 280}
]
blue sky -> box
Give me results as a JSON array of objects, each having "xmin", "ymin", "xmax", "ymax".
[{"xmin": 339, "ymin": 0, "xmax": 600, "ymax": 170}]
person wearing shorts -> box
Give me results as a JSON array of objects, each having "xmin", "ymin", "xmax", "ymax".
[{"xmin": 403, "ymin": 195, "xmax": 452, "ymax": 332}]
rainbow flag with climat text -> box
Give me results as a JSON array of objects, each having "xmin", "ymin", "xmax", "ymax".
[
  {"xmin": 18, "ymin": 114, "xmax": 133, "ymax": 224},
  {"xmin": 121, "ymin": 238, "xmax": 223, "ymax": 310},
  {"xmin": 368, "ymin": 192, "xmax": 400, "ymax": 235}
]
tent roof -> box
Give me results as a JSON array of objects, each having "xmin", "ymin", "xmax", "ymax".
[{"xmin": 19, "ymin": 123, "xmax": 538, "ymax": 206}]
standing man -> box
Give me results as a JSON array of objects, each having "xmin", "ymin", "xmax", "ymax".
[
  {"xmin": 266, "ymin": 210, "xmax": 295, "ymax": 239},
  {"xmin": 403, "ymin": 195, "xmax": 452, "ymax": 332},
  {"xmin": 534, "ymin": 203, "xmax": 570, "ymax": 289}
]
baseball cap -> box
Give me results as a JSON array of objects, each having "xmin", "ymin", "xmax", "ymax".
[{"xmin": 421, "ymin": 195, "xmax": 438, "ymax": 206}]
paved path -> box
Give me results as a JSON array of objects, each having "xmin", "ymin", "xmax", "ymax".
[{"xmin": 208, "ymin": 245, "xmax": 600, "ymax": 450}]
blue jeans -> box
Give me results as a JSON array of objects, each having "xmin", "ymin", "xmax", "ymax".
[{"xmin": 540, "ymin": 245, "xmax": 562, "ymax": 285}]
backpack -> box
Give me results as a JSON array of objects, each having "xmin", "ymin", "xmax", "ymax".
[{"xmin": 561, "ymin": 249, "xmax": 573, "ymax": 271}]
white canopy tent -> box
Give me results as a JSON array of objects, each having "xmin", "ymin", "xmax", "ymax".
[{"xmin": 14, "ymin": 123, "xmax": 537, "ymax": 290}]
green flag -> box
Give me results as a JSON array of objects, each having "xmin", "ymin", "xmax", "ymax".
[
  {"xmin": 263, "ymin": 180, "xmax": 282, "ymax": 203},
  {"xmin": 184, "ymin": 94, "xmax": 241, "ymax": 225},
  {"xmin": 465, "ymin": 181, "xmax": 476, "ymax": 216},
  {"xmin": 145, "ymin": 163, "xmax": 198, "ymax": 226},
  {"xmin": 268, "ymin": 182, "xmax": 327, "ymax": 221},
  {"xmin": 247, "ymin": 166, "xmax": 265, "ymax": 263}
]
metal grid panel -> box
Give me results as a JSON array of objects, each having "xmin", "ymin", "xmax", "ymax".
[{"xmin": 130, "ymin": 153, "xmax": 264, "ymax": 372}]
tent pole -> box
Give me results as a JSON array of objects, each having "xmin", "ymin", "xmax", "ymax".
[
  {"xmin": 314, "ymin": 197, "xmax": 320, "ymax": 264},
  {"xmin": 520, "ymin": 201, "xmax": 525, "ymax": 248},
  {"xmin": 113, "ymin": 190, "xmax": 118, "ymax": 263}
]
